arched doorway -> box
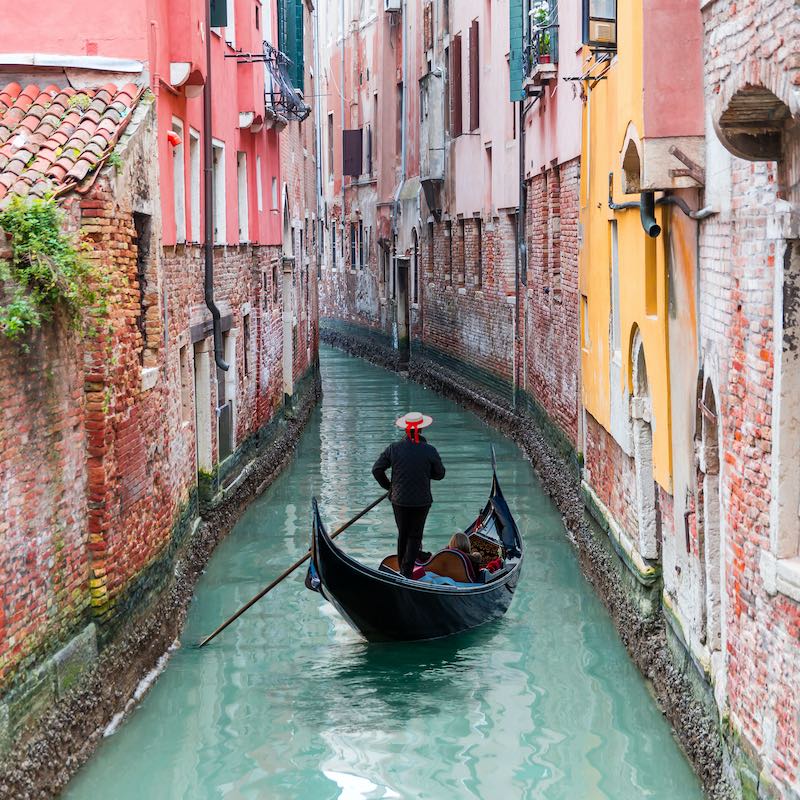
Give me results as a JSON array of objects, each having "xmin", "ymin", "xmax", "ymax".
[
  {"xmin": 699, "ymin": 379, "xmax": 722, "ymax": 652},
  {"xmin": 631, "ymin": 333, "xmax": 658, "ymax": 560}
]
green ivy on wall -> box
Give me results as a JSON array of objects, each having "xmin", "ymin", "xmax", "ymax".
[{"xmin": 0, "ymin": 195, "xmax": 105, "ymax": 348}]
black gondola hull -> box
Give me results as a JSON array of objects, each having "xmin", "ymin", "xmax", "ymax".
[{"xmin": 310, "ymin": 469, "xmax": 523, "ymax": 642}]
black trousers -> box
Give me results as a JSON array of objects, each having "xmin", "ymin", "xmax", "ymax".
[{"xmin": 393, "ymin": 503, "xmax": 431, "ymax": 578}]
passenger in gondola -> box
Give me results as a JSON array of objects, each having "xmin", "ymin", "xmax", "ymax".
[
  {"xmin": 448, "ymin": 531, "xmax": 483, "ymax": 579},
  {"xmin": 372, "ymin": 411, "xmax": 446, "ymax": 578}
]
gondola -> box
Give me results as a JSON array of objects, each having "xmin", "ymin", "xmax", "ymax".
[{"xmin": 306, "ymin": 456, "xmax": 523, "ymax": 642}]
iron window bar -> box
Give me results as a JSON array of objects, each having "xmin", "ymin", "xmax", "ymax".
[{"xmin": 225, "ymin": 41, "xmax": 311, "ymax": 122}]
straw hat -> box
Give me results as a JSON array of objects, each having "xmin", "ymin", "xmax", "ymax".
[{"xmin": 395, "ymin": 411, "xmax": 433, "ymax": 429}]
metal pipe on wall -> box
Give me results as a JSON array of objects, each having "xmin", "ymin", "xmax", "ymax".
[{"xmin": 203, "ymin": 0, "xmax": 228, "ymax": 372}]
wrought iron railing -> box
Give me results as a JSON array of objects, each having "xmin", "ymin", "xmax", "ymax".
[
  {"xmin": 526, "ymin": 23, "xmax": 559, "ymax": 73},
  {"xmin": 228, "ymin": 41, "xmax": 311, "ymax": 123}
]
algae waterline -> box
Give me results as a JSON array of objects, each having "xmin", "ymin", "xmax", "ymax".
[{"xmin": 64, "ymin": 346, "xmax": 702, "ymax": 799}]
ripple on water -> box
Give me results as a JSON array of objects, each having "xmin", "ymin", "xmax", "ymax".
[{"xmin": 64, "ymin": 347, "xmax": 702, "ymax": 800}]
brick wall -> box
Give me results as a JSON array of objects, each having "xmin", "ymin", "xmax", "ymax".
[
  {"xmin": 521, "ymin": 157, "xmax": 580, "ymax": 446},
  {"xmin": 700, "ymin": 0, "xmax": 800, "ymax": 792},
  {"xmin": 419, "ymin": 214, "xmax": 516, "ymax": 391}
]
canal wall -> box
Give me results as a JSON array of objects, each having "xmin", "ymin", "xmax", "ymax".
[
  {"xmin": 320, "ymin": 322, "xmax": 737, "ymax": 800},
  {"xmin": 0, "ymin": 369, "xmax": 321, "ymax": 799}
]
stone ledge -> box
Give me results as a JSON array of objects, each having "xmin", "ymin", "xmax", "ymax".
[{"xmin": 581, "ymin": 480, "xmax": 662, "ymax": 587}]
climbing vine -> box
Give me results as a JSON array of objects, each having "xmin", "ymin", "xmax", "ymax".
[{"xmin": 0, "ymin": 195, "xmax": 104, "ymax": 346}]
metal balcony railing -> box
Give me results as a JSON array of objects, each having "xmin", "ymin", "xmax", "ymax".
[
  {"xmin": 526, "ymin": 24, "xmax": 559, "ymax": 74},
  {"xmin": 228, "ymin": 41, "xmax": 311, "ymax": 123}
]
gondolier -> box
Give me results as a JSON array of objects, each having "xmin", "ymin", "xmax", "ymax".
[{"xmin": 372, "ymin": 411, "xmax": 446, "ymax": 578}]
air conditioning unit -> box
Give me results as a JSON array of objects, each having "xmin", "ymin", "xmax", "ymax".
[
  {"xmin": 384, "ymin": 0, "xmax": 402, "ymax": 11},
  {"xmin": 588, "ymin": 19, "xmax": 616, "ymax": 47}
]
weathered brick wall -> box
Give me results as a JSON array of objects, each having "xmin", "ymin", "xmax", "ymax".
[
  {"xmin": 419, "ymin": 214, "xmax": 516, "ymax": 390},
  {"xmin": 522, "ymin": 157, "xmax": 580, "ymax": 445},
  {"xmin": 701, "ymin": 0, "xmax": 800, "ymax": 792},
  {"xmin": 584, "ymin": 414, "xmax": 640, "ymax": 542}
]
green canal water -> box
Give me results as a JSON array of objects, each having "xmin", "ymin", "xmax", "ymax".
[{"xmin": 64, "ymin": 346, "xmax": 703, "ymax": 800}]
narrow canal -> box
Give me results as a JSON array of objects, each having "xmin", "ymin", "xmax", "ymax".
[{"xmin": 65, "ymin": 346, "xmax": 703, "ymax": 799}]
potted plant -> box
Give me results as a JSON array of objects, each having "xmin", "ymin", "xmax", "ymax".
[{"xmin": 532, "ymin": 1, "xmax": 552, "ymax": 63}]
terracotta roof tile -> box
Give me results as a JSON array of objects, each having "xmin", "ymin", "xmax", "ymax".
[{"xmin": 0, "ymin": 80, "xmax": 143, "ymax": 205}]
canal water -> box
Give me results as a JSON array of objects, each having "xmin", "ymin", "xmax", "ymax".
[{"xmin": 65, "ymin": 346, "xmax": 702, "ymax": 800}]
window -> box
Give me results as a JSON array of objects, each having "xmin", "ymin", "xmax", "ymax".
[
  {"xmin": 263, "ymin": 271, "xmax": 269, "ymax": 308},
  {"xmin": 343, "ymin": 129, "xmax": 363, "ymax": 177},
  {"xmin": 189, "ymin": 129, "xmax": 200, "ymax": 242},
  {"xmin": 396, "ymin": 82, "xmax": 404, "ymax": 154},
  {"xmin": 428, "ymin": 221, "xmax": 434, "ymax": 281},
  {"xmin": 365, "ymin": 124, "xmax": 373, "ymax": 175},
  {"xmin": 469, "ymin": 20, "xmax": 480, "ymax": 132},
  {"xmin": 271, "ymin": 176, "xmax": 278, "ymax": 210},
  {"xmin": 358, "ymin": 220, "xmax": 364, "ymax": 269},
  {"xmin": 450, "ymin": 34, "xmax": 463, "ymax": 137},
  {"xmin": 171, "ymin": 119, "xmax": 186, "ymax": 243},
  {"xmin": 328, "ymin": 113, "xmax": 335, "ymax": 179},
  {"xmin": 582, "ymin": 0, "xmax": 617, "ymax": 51},
  {"xmin": 255, "ymin": 1, "xmax": 260, "ymax": 29},
  {"xmin": 256, "ymin": 155, "xmax": 264, "ymax": 212},
  {"xmin": 446, "ymin": 220, "xmax": 453, "ymax": 285},
  {"xmin": 413, "ymin": 229, "xmax": 419, "ymax": 304},
  {"xmin": 225, "ymin": 0, "xmax": 236, "ymax": 47},
  {"xmin": 273, "ymin": 264, "xmax": 279, "ymax": 304},
  {"xmin": 212, "ymin": 140, "xmax": 226, "ymax": 244},
  {"xmin": 476, "ymin": 218, "xmax": 483, "ymax": 288},
  {"xmin": 179, "ymin": 344, "xmax": 191, "ymax": 423},
  {"xmin": 458, "ymin": 219, "xmax": 466, "ymax": 286},
  {"xmin": 444, "ymin": 46, "xmax": 450, "ymax": 135},
  {"xmin": 237, "ymin": 152, "xmax": 249, "ymax": 242},
  {"xmin": 350, "ymin": 222, "xmax": 357, "ymax": 270},
  {"xmin": 331, "ymin": 225, "xmax": 337, "ymax": 269},
  {"xmin": 243, "ymin": 312, "xmax": 250, "ymax": 376}
]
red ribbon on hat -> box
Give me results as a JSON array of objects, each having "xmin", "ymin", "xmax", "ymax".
[{"xmin": 405, "ymin": 419, "xmax": 422, "ymax": 443}]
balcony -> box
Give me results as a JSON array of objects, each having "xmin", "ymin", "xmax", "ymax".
[
  {"xmin": 229, "ymin": 41, "xmax": 310, "ymax": 126},
  {"xmin": 523, "ymin": 24, "xmax": 558, "ymax": 95},
  {"xmin": 264, "ymin": 42, "xmax": 310, "ymax": 124}
]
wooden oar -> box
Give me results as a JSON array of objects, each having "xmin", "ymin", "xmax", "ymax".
[{"xmin": 197, "ymin": 492, "xmax": 389, "ymax": 648}]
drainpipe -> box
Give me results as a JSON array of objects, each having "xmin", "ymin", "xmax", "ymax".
[
  {"xmin": 203, "ymin": 0, "xmax": 228, "ymax": 371},
  {"xmin": 392, "ymin": 1, "xmax": 408, "ymax": 238},
  {"xmin": 607, "ymin": 172, "xmax": 715, "ymax": 233}
]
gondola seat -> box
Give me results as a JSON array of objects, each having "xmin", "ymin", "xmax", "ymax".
[{"xmin": 378, "ymin": 549, "xmax": 480, "ymax": 583}]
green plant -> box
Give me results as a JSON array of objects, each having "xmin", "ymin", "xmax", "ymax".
[
  {"xmin": 68, "ymin": 93, "xmax": 91, "ymax": 111},
  {"xmin": 532, "ymin": 1, "xmax": 552, "ymax": 56},
  {"xmin": 106, "ymin": 149, "xmax": 123, "ymax": 174},
  {"xmin": 0, "ymin": 195, "xmax": 105, "ymax": 347}
]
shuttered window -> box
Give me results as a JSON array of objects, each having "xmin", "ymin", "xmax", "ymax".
[
  {"xmin": 469, "ymin": 20, "xmax": 480, "ymax": 132},
  {"xmin": 450, "ymin": 35, "xmax": 463, "ymax": 138},
  {"xmin": 277, "ymin": 0, "xmax": 305, "ymax": 90},
  {"xmin": 343, "ymin": 129, "xmax": 363, "ymax": 177}
]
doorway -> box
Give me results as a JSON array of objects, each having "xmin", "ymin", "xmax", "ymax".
[{"xmin": 396, "ymin": 257, "xmax": 410, "ymax": 364}]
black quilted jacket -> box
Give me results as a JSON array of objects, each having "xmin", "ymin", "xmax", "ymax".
[{"xmin": 371, "ymin": 435, "xmax": 446, "ymax": 507}]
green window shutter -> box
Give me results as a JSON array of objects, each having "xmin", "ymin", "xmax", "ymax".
[
  {"xmin": 509, "ymin": 0, "xmax": 524, "ymax": 102},
  {"xmin": 294, "ymin": 0, "xmax": 305, "ymax": 91},
  {"xmin": 210, "ymin": 0, "xmax": 227, "ymax": 27},
  {"xmin": 278, "ymin": 0, "xmax": 287, "ymax": 52}
]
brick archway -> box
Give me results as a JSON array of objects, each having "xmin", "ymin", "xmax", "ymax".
[{"xmin": 713, "ymin": 59, "xmax": 797, "ymax": 162}]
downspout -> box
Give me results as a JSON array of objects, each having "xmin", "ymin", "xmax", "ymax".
[
  {"xmin": 514, "ymin": 98, "xmax": 526, "ymax": 410},
  {"xmin": 203, "ymin": 0, "xmax": 228, "ymax": 371},
  {"xmin": 340, "ymin": 0, "xmax": 346, "ymax": 259},
  {"xmin": 392, "ymin": 1, "xmax": 408, "ymax": 236}
]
